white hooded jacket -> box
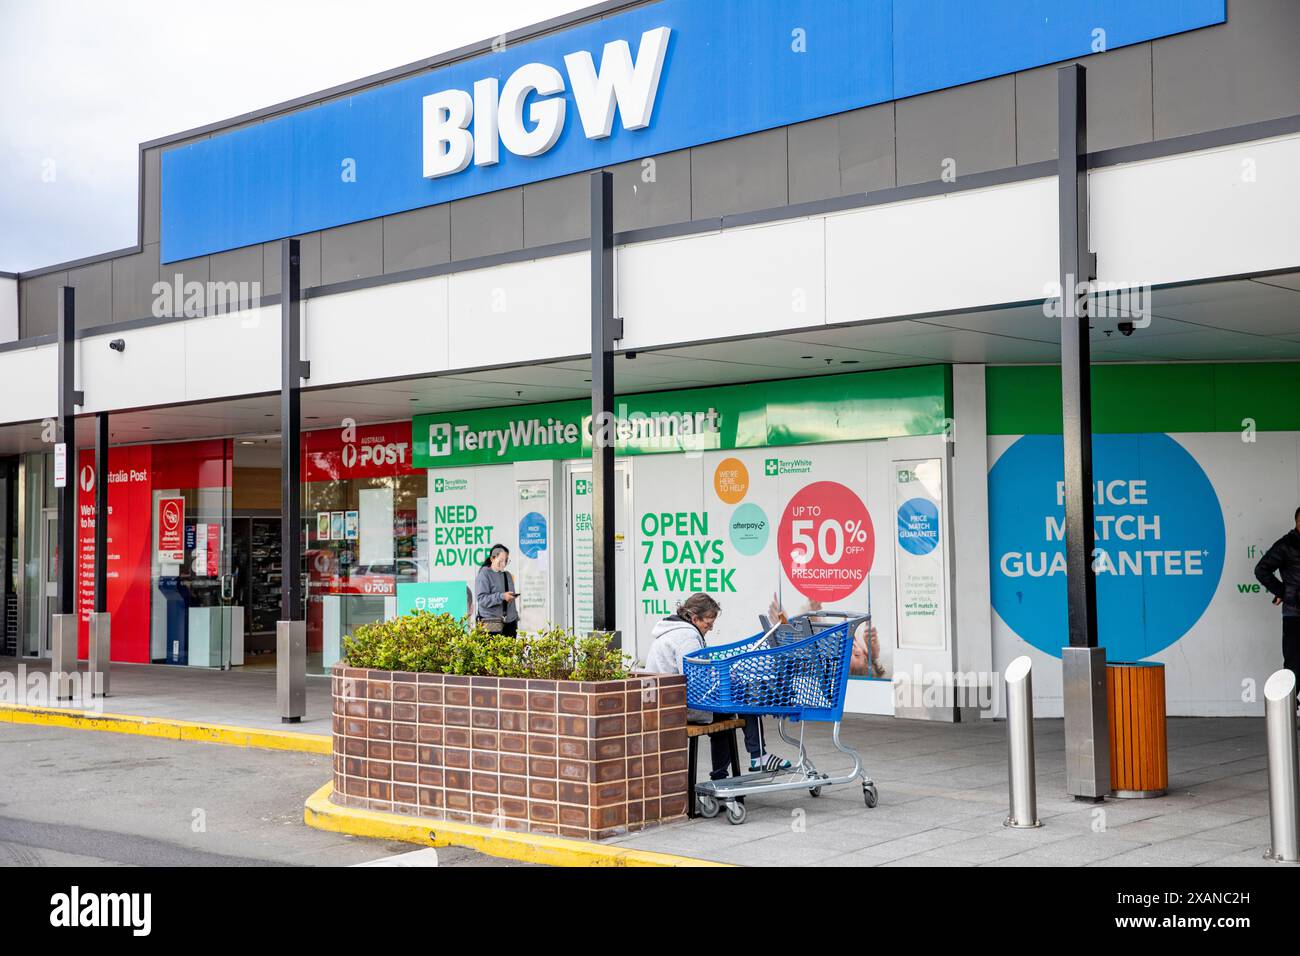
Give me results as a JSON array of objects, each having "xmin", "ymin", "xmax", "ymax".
[{"xmin": 644, "ymin": 615, "xmax": 713, "ymax": 722}]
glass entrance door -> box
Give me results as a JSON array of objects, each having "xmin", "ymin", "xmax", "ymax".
[{"xmin": 37, "ymin": 509, "xmax": 57, "ymax": 658}]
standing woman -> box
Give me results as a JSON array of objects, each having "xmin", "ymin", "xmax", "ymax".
[{"xmin": 474, "ymin": 544, "xmax": 520, "ymax": 636}]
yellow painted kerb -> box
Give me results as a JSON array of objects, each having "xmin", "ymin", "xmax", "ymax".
[
  {"xmin": 304, "ymin": 782, "xmax": 730, "ymax": 868},
  {"xmin": 0, "ymin": 702, "xmax": 330, "ymax": 754}
]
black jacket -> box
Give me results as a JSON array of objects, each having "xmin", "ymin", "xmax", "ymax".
[{"xmin": 1255, "ymin": 529, "xmax": 1300, "ymax": 609}]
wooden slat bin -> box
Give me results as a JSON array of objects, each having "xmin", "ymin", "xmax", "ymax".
[{"xmin": 1107, "ymin": 661, "xmax": 1168, "ymax": 798}]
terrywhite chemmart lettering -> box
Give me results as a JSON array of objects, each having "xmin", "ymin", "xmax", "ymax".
[
  {"xmin": 432, "ymin": 407, "xmax": 720, "ymax": 458},
  {"xmin": 423, "ymin": 26, "xmax": 670, "ymax": 178},
  {"xmin": 49, "ymin": 886, "xmax": 151, "ymax": 936}
]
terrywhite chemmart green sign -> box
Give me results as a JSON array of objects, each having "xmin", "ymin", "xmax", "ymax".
[{"xmin": 414, "ymin": 367, "xmax": 950, "ymax": 468}]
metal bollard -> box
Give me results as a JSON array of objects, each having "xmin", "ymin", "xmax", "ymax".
[
  {"xmin": 50, "ymin": 613, "xmax": 77, "ymax": 702},
  {"xmin": 89, "ymin": 611, "xmax": 111, "ymax": 697},
  {"xmin": 1264, "ymin": 669, "xmax": 1299, "ymax": 862},
  {"xmin": 277, "ymin": 620, "xmax": 306, "ymax": 723},
  {"xmin": 1004, "ymin": 656, "xmax": 1042, "ymax": 828}
]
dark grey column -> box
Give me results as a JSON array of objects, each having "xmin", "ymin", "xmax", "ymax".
[
  {"xmin": 1057, "ymin": 64, "xmax": 1109, "ymax": 800},
  {"xmin": 590, "ymin": 171, "xmax": 619, "ymax": 642},
  {"xmin": 53, "ymin": 287, "xmax": 81, "ymax": 699},
  {"xmin": 90, "ymin": 412, "xmax": 111, "ymax": 696},
  {"xmin": 278, "ymin": 238, "xmax": 307, "ymax": 722}
]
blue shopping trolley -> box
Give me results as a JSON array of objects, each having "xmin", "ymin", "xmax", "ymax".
[{"xmin": 683, "ymin": 611, "xmax": 878, "ymax": 824}]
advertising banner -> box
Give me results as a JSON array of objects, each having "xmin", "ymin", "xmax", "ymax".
[
  {"xmin": 987, "ymin": 430, "xmax": 1299, "ymax": 716},
  {"xmin": 629, "ymin": 443, "xmax": 893, "ymax": 678},
  {"xmin": 396, "ymin": 581, "xmax": 468, "ymax": 619},
  {"xmin": 515, "ymin": 479, "xmax": 552, "ymax": 632},
  {"xmin": 157, "ymin": 497, "xmax": 185, "ymax": 563},
  {"xmin": 423, "ymin": 466, "xmax": 517, "ymax": 621},
  {"xmin": 893, "ymin": 458, "xmax": 948, "ymax": 650},
  {"xmin": 76, "ymin": 447, "xmax": 154, "ymax": 661}
]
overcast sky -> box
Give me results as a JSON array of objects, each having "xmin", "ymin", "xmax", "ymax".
[{"xmin": 0, "ymin": 0, "xmax": 593, "ymax": 273}]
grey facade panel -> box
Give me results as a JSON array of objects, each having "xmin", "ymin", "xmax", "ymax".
[
  {"xmin": 110, "ymin": 245, "xmax": 160, "ymax": 325},
  {"xmin": 320, "ymin": 219, "xmax": 383, "ymax": 284},
  {"xmin": 523, "ymin": 173, "xmax": 590, "ymax": 247},
  {"xmin": 67, "ymin": 262, "xmax": 114, "ymax": 329},
  {"xmin": 142, "ymin": 148, "xmax": 161, "ymax": 248},
  {"xmin": 690, "ymin": 127, "xmax": 788, "ymax": 219},
  {"xmin": 383, "ymin": 204, "xmax": 451, "ymax": 274},
  {"xmin": 20, "ymin": 270, "xmax": 68, "ymax": 338},
  {"xmin": 787, "ymin": 116, "xmax": 841, "ymax": 205},
  {"xmin": 1152, "ymin": 0, "xmax": 1300, "ymax": 139},
  {"xmin": 449, "ymin": 188, "xmax": 524, "ymax": 261},
  {"xmin": 1015, "ymin": 43, "xmax": 1154, "ymax": 164},
  {"xmin": 263, "ymin": 233, "xmax": 321, "ymax": 296},
  {"xmin": 895, "ymin": 75, "xmax": 1017, "ymax": 187},
  {"xmin": 788, "ymin": 106, "xmax": 899, "ymax": 202},
  {"xmin": 209, "ymin": 245, "xmax": 265, "ymax": 297},
  {"xmin": 838, "ymin": 103, "xmax": 896, "ymax": 194},
  {"xmin": 608, "ymin": 149, "xmax": 692, "ymax": 232}
]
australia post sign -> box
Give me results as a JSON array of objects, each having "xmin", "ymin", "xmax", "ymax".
[
  {"xmin": 302, "ymin": 422, "xmax": 419, "ymax": 482},
  {"xmin": 160, "ymin": 0, "xmax": 1223, "ymax": 262}
]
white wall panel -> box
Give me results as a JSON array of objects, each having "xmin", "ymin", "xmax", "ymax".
[
  {"xmin": 0, "ymin": 278, "xmax": 17, "ymax": 343},
  {"xmin": 825, "ymin": 178, "xmax": 1058, "ymax": 324},
  {"xmin": 185, "ymin": 306, "xmax": 279, "ymax": 401},
  {"xmin": 305, "ymin": 276, "xmax": 449, "ymax": 387},
  {"xmin": 1092, "ymin": 133, "xmax": 1300, "ymax": 287},
  {"xmin": 618, "ymin": 218, "xmax": 826, "ymax": 348},
  {"xmin": 0, "ymin": 342, "xmax": 56, "ymax": 422},
  {"xmin": 447, "ymin": 254, "xmax": 587, "ymax": 368},
  {"xmin": 78, "ymin": 323, "xmax": 187, "ymax": 413}
]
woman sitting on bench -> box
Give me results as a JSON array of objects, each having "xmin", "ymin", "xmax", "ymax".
[{"xmin": 644, "ymin": 593, "xmax": 792, "ymax": 777}]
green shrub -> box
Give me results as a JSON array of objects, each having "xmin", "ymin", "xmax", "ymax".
[{"xmin": 342, "ymin": 612, "xmax": 630, "ymax": 681}]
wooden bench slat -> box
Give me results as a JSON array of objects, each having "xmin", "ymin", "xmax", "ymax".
[{"xmin": 686, "ymin": 718, "xmax": 745, "ymax": 737}]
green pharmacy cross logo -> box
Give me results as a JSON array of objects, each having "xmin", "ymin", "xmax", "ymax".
[
  {"xmin": 764, "ymin": 459, "xmax": 779, "ymax": 477},
  {"xmin": 575, "ymin": 479, "xmax": 591, "ymax": 495},
  {"xmin": 428, "ymin": 423, "xmax": 452, "ymax": 457},
  {"xmin": 434, "ymin": 477, "xmax": 445, "ymax": 493}
]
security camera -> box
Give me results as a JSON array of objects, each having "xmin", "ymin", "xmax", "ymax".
[
  {"xmin": 109, "ymin": 338, "xmax": 126, "ymax": 352},
  {"xmin": 1117, "ymin": 321, "xmax": 1135, "ymax": 337}
]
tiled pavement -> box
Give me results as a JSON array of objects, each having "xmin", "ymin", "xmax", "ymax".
[
  {"xmin": 604, "ymin": 714, "xmax": 1284, "ymax": 867},
  {"xmin": 0, "ymin": 657, "xmax": 332, "ymax": 734},
  {"xmin": 1, "ymin": 658, "xmax": 1285, "ymax": 866}
]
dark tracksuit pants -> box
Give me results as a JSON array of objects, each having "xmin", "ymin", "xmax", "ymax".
[
  {"xmin": 1284, "ymin": 615, "xmax": 1300, "ymax": 689},
  {"xmin": 709, "ymin": 714, "xmax": 765, "ymax": 779}
]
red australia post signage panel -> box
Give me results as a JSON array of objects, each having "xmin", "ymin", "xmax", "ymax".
[
  {"xmin": 302, "ymin": 422, "xmax": 418, "ymax": 482},
  {"xmin": 76, "ymin": 446, "xmax": 154, "ymax": 662},
  {"xmin": 157, "ymin": 497, "xmax": 185, "ymax": 563}
]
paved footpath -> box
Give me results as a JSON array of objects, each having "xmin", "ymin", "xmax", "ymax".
[
  {"xmin": 605, "ymin": 714, "xmax": 1280, "ymax": 867},
  {"xmin": 0, "ymin": 723, "xmax": 517, "ymax": 866}
]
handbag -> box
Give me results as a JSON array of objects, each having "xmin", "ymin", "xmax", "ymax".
[{"xmin": 476, "ymin": 571, "xmax": 513, "ymax": 634}]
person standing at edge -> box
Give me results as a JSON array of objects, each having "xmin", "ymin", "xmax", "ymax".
[
  {"xmin": 1254, "ymin": 507, "xmax": 1300, "ymax": 695},
  {"xmin": 475, "ymin": 544, "xmax": 520, "ymax": 637}
]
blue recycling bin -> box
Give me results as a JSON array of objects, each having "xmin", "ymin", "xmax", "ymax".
[{"xmin": 158, "ymin": 576, "xmax": 190, "ymax": 665}]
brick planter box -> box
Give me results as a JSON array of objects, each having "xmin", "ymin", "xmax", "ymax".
[{"xmin": 330, "ymin": 664, "xmax": 691, "ymax": 840}]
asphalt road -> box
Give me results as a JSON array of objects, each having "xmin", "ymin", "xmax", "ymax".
[{"xmin": 0, "ymin": 723, "xmax": 519, "ymax": 867}]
